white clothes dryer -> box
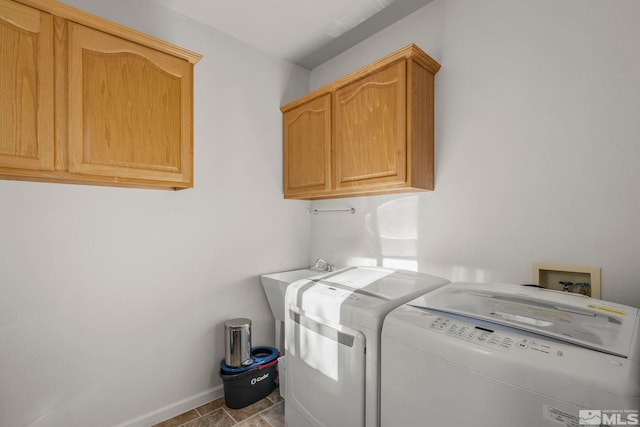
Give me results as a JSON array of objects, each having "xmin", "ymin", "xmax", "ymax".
[
  {"xmin": 381, "ymin": 282, "xmax": 640, "ymax": 427},
  {"xmin": 284, "ymin": 266, "xmax": 449, "ymax": 427}
]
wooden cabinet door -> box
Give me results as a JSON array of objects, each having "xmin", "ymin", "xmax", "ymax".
[
  {"xmin": 0, "ymin": 0, "xmax": 53, "ymax": 171},
  {"xmin": 66, "ymin": 23, "xmax": 193, "ymax": 186},
  {"xmin": 283, "ymin": 94, "xmax": 331, "ymax": 198},
  {"xmin": 334, "ymin": 61, "xmax": 406, "ymax": 190}
]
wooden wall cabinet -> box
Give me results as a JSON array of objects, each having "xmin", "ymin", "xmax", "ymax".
[
  {"xmin": 0, "ymin": 0, "xmax": 201, "ymax": 190},
  {"xmin": 283, "ymin": 94, "xmax": 332, "ymax": 198},
  {"xmin": 281, "ymin": 44, "xmax": 440, "ymax": 200},
  {"xmin": 0, "ymin": 0, "xmax": 54, "ymax": 173}
]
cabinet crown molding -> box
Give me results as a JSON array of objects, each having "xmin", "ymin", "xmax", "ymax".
[
  {"xmin": 13, "ymin": 0, "xmax": 202, "ymax": 64},
  {"xmin": 281, "ymin": 43, "xmax": 439, "ymax": 113}
]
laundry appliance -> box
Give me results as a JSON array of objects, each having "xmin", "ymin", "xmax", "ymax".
[
  {"xmin": 284, "ymin": 266, "xmax": 449, "ymax": 427},
  {"xmin": 381, "ymin": 282, "xmax": 640, "ymax": 427},
  {"xmin": 260, "ymin": 268, "xmax": 329, "ymax": 353}
]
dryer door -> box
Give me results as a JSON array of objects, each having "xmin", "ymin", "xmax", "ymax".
[{"xmin": 285, "ymin": 309, "xmax": 366, "ymax": 427}]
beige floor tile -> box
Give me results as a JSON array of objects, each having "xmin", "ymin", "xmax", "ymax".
[
  {"xmin": 259, "ymin": 401, "xmax": 284, "ymax": 427},
  {"xmin": 224, "ymin": 398, "xmax": 273, "ymax": 423},
  {"xmin": 152, "ymin": 409, "xmax": 200, "ymax": 427},
  {"xmin": 183, "ymin": 408, "xmax": 235, "ymax": 427},
  {"xmin": 195, "ymin": 397, "xmax": 225, "ymax": 416},
  {"xmin": 234, "ymin": 415, "xmax": 272, "ymax": 427}
]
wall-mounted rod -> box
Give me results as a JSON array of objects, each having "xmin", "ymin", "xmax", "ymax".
[{"xmin": 309, "ymin": 208, "xmax": 356, "ymax": 215}]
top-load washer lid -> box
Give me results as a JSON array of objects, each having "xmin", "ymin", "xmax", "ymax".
[
  {"xmin": 409, "ymin": 282, "xmax": 639, "ymax": 358},
  {"xmin": 286, "ymin": 266, "xmax": 449, "ymax": 328},
  {"xmin": 321, "ymin": 267, "xmax": 440, "ymax": 300},
  {"xmin": 319, "ymin": 266, "xmax": 445, "ymax": 300}
]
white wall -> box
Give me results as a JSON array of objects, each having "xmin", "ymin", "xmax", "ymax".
[
  {"xmin": 309, "ymin": 0, "xmax": 640, "ymax": 306},
  {"xmin": 0, "ymin": 1, "xmax": 311, "ymax": 426},
  {"xmin": 3, "ymin": 1, "xmax": 639, "ymax": 425}
]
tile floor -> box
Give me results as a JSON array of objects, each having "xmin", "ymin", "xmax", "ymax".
[{"xmin": 152, "ymin": 388, "xmax": 284, "ymax": 427}]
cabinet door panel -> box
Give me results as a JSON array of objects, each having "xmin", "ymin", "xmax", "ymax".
[
  {"xmin": 0, "ymin": 0, "xmax": 53, "ymax": 171},
  {"xmin": 283, "ymin": 94, "xmax": 331, "ymax": 198},
  {"xmin": 334, "ymin": 61, "xmax": 406, "ymax": 189},
  {"xmin": 67, "ymin": 23, "xmax": 192, "ymax": 185}
]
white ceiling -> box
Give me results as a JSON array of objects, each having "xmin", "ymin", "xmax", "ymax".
[{"xmin": 150, "ymin": 0, "xmax": 433, "ymax": 69}]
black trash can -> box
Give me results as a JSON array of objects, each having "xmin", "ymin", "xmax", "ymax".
[{"xmin": 219, "ymin": 346, "xmax": 279, "ymax": 409}]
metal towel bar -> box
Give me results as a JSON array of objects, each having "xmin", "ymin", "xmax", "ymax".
[{"xmin": 309, "ymin": 208, "xmax": 356, "ymax": 215}]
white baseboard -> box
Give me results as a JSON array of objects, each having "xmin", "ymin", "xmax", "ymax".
[{"xmin": 115, "ymin": 385, "xmax": 224, "ymax": 427}]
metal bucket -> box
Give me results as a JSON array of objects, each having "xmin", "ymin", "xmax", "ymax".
[{"xmin": 224, "ymin": 318, "xmax": 253, "ymax": 367}]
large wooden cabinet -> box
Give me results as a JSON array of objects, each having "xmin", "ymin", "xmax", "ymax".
[
  {"xmin": 281, "ymin": 44, "xmax": 440, "ymax": 199},
  {"xmin": 0, "ymin": 0, "xmax": 201, "ymax": 189}
]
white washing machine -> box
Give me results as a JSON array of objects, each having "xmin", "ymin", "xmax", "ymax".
[
  {"xmin": 381, "ymin": 282, "xmax": 640, "ymax": 427},
  {"xmin": 284, "ymin": 266, "xmax": 449, "ymax": 427}
]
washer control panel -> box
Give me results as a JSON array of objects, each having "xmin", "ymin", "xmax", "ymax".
[{"xmin": 421, "ymin": 309, "xmax": 566, "ymax": 358}]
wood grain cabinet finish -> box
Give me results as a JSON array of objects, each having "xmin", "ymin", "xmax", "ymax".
[
  {"xmin": 67, "ymin": 23, "xmax": 193, "ymax": 185},
  {"xmin": 0, "ymin": 0, "xmax": 54, "ymax": 172},
  {"xmin": 0, "ymin": 0, "xmax": 201, "ymax": 189},
  {"xmin": 334, "ymin": 61, "xmax": 407, "ymax": 191},
  {"xmin": 283, "ymin": 94, "xmax": 331, "ymax": 198},
  {"xmin": 281, "ymin": 44, "xmax": 440, "ymax": 200}
]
